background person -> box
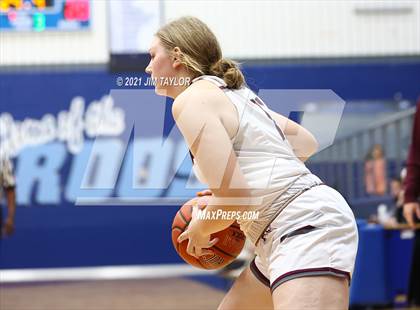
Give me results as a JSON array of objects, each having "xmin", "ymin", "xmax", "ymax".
[
  {"xmin": 364, "ymin": 144, "xmax": 387, "ymax": 196},
  {"xmin": 0, "ymin": 157, "xmax": 16, "ymax": 238},
  {"xmin": 403, "ymin": 99, "xmax": 420, "ymax": 307}
]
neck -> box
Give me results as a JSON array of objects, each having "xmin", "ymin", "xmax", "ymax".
[
  {"xmin": 169, "ymin": 84, "xmax": 190, "ymax": 99},
  {"xmin": 167, "ymin": 72, "xmax": 194, "ymax": 99}
]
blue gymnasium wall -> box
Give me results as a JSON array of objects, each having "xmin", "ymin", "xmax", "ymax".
[{"xmin": 1, "ymin": 60, "xmax": 420, "ymax": 269}]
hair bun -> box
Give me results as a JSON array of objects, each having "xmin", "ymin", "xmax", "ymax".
[{"xmin": 209, "ymin": 58, "xmax": 244, "ymax": 89}]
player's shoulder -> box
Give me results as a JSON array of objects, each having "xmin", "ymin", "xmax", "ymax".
[
  {"xmin": 180, "ymin": 77, "xmax": 224, "ymax": 101},
  {"xmin": 172, "ymin": 78, "xmax": 225, "ymax": 118}
]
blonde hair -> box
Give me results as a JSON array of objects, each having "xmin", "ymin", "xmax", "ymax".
[{"xmin": 156, "ymin": 16, "xmax": 245, "ymax": 89}]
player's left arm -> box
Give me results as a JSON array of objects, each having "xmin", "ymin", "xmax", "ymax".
[
  {"xmin": 172, "ymin": 89, "xmax": 252, "ymax": 256},
  {"xmin": 268, "ymin": 110, "xmax": 318, "ymax": 161}
]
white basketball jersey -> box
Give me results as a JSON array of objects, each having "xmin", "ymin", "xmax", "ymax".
[{"xmin": 190, "ymin": 75, "xmax": 322, "ymax": 243}]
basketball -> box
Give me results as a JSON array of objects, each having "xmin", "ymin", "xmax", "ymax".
[{"xmin": 171, "ymin": 197, "xmax": 246, "ymax": 270}]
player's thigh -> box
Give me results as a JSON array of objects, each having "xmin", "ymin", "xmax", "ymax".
[
  {"xmin": 272, "ymin": 275, "xmax": 349, "ymax": 310},
  {"xmin": 218, "ymin": 266, "xmax": 273, "ymax": 310}
]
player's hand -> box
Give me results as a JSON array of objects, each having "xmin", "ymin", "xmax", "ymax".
[
  {"xmin": 403, "ymin": 202, "xmax": 420, "ymax": 228},
  {"xmin": 177, "ymin": 222, "xmax": 219, "ymax": 258},
  {"xmin": 190, "ymin": 197, "xmax": 208, "ymax": 221},
  {"xmin": 2, "ymin": 218, "xmax": 15, "ymax": 237},
  {"xmin": 196, "ymin": 189, "xmax": 212, "ymax": 197}
]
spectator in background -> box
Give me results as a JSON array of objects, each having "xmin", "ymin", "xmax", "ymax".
[
  {"xmin": 364, "ymin": 144, "xmax": 387, "ymax": 196},
  {"xmin": 403, "ymin": 100, "xmax": 420, "ymax": 307},
  {"xmin": 389, "ymin": 174, "xmax": 406, "ymax": 224},
  {"xmin": 0, "ymin": 157, "xmax": 16, "ymax": 238},
  {"xmin": 370, "ymin": 170, "xmax": 407, "ymax": 227}
]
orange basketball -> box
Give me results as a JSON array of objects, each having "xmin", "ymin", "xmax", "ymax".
[{"xmin": 171, "ymin": 197, "xmax": 246, "ymax": 270}]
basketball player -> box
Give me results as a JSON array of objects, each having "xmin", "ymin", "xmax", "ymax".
[
  {"xmin": 0, "ymin": 156, "xmax": 16, "ymax": 238},
  {"xmin": 146, "ymin": 16, "xmax": 358, "ymax": 309}
]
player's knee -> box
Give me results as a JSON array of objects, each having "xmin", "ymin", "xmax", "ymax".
[{"xmin": 272, "ymin": 276, "xmax": 348, "ymax": 310}]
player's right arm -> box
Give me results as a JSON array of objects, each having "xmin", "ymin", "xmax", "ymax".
[
  {"xmin": 268, "ymin": 111, "xmax": 319, "ymax": 162},
  {"xmin": 172, "ymin": 85, "xmax": 252, "ymax": 231},
  {"xmin": 173, "ymin": 85, "xmax": 254, "ymax": 257}
]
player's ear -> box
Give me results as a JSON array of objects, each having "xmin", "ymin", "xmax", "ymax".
[{"xmin": 172, "ymin": 47, "xmax": 183, "ymax": 69}]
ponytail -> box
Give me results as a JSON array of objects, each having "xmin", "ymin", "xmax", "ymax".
[{"xmin": 209, "ymin": 58, "xmax": 245, "ymax": 89}]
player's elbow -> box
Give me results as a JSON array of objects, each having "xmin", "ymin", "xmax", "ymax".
[
  {"xmin": 304, "ymin": 130, "xmax": 318, "ymax": 157},
  {"xmin": 211, "ymin": 187, "xmax": 253, "ymax": 210},
  {"xmin": 309, "ymin": 138, "xmax": 319, "ymax": 156},
  {"xmin": 293, "ymin": 136, "xmax": 318, "ymax": 161},
  {"xmin": 212, "ymin": 187, "xmax": 251, "ymax": 199}
]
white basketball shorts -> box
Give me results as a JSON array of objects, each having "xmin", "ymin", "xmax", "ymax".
[{"xmin": 250, "ymin": 184, "xmax": 359, "ymax": 293}]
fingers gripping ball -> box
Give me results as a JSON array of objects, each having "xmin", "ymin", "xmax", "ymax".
[{"xmin": 171, "ymin": 197, "xmax": 246, "ymax": 270}]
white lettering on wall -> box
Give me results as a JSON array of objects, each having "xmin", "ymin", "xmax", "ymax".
[{"xmin": 0, "ymin": 95, "xmax": 125, "ymax": 158}]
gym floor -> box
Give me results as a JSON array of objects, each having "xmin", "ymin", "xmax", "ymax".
[{"xmin": 0, "ymin": 278, "xmax": 225, "ymax": 310}]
